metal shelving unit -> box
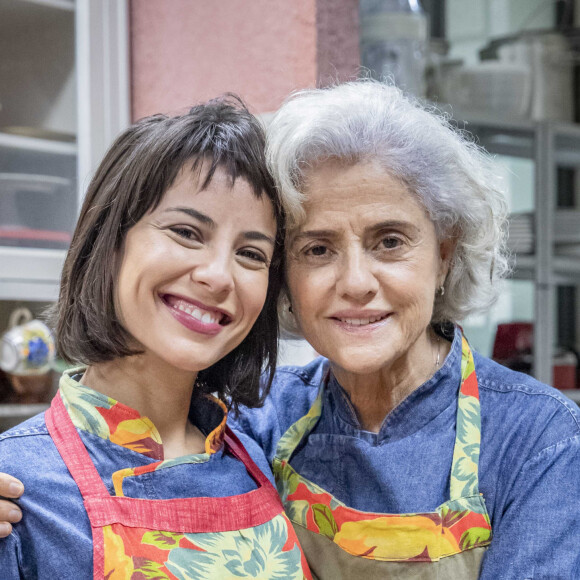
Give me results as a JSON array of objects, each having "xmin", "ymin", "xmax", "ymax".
[{"xmin": 462, "ymin": 115, "xmax": 580, "ymax": 396}]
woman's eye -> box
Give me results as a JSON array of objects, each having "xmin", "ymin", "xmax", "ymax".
[
  {"xmin": 380, "ymin": 237, "xmax": 401, "ymax": 250},
  {"xmin": 238, "ymin": 248, "xmax": 268, "ymax": 265},
  {"xmin": 289, "ymin": 241, "xmax": 333, "ymax": 264},
  {"xmin": 306, "ymin": 245, "xmax": 328, "ymax": 257},
  {"xmin": 169, "ymin": 226, "xmax": 200, "ymax": 242}
]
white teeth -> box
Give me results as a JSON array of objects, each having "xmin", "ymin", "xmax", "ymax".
[
  {"xmin": 340, "ymin": 315, "xmax": 385, "ymax": 326},
  {"xmin": 173, "ymin": 300, "xmax": 220, "ymax": 324}
]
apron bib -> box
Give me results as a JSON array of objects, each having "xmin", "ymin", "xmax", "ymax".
[
  {"xmin": 272, "ymin": 336, "xmax": 492, "ymax": 579},
  {"xmin": 46, "ymin": 393, "xmax": 311, "ymax": 579}
]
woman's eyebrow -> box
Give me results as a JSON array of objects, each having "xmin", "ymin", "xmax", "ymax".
[
  {"xmin": 370, "ymin": 219, "xmax": 418, "ymax": 232},
  {"xmin": 291, "ymin": 229, "xmax": 336, "ymax": 242},
  {"xmin": 292, "ymin": 220, "xmax": 416, "ymax": 241},
  {"xmin": 164, "ymin": 206, "xmax": 215, "ymax": 228},
  {"xmin": 164, "ymin": 206, "xmax": 274, "ymax": 245},
  {"xmin": 244, "ymin": 231, "xmax": 275, "ymax": 246}
]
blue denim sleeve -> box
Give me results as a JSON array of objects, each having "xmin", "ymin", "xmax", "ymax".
[
  {"xmin": 230, "ymin": 429, "xmax": 276, "ymax": 485},
  {"xmin": 228, "ymin": 363, "xmax": 325, "ymax": 464},
  {"xmin": 480, "ymin": 433, "xmax": 580, "ymax": 579},
  {"xmin": 228, "ymin": 397, "xmax": 284, "ymax": 464},
  {"xmin": 0, "ymin": 531, "xmax": 23, "ymax": 578}
]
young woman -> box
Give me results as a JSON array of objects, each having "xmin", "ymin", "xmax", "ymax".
[{"xmin": 0, "ymin": 97, "xmax": 310, "ymax": 579}]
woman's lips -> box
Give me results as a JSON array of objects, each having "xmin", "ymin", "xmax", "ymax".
[
  {"xmin": 329, "ymin": 311, "xmax": 391, "ymax": 329},
  {"xmin": 162, "ymin": 294, "xmax": 232, "ymax": 336}
]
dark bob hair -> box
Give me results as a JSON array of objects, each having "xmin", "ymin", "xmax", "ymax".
[{"xmin": 49, "ymin": 95, "xmax": 284, "ymax": 410}]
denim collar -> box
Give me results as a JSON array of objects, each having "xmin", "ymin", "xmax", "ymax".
[
  {"xmin": 59, "ymin": 368, "xmax": 228, "ymax": 460},
  {"xmin": 324, "ymin": 326, "xmax": 463, "ymax": 444}
]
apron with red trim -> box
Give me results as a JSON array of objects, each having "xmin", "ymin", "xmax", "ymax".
[
  {"xmin": 46, "ymin": 393, "xmax": 311, "ymax": 579},
  {"xmin": 272, "ymin": 336, "xmax": 492, "ymax": 579}
]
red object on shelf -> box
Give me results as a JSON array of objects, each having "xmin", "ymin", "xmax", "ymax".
[
  {"xmin": 553, "ymin": 352, "xmax": 577, "ymax": 390},
  {"xmin": 492, "ymin": 322, "xmax": 533, "ymax": 360},
  {"xmin": 492, "ymin": 322, "xmax": 577, "ymax": 389}
]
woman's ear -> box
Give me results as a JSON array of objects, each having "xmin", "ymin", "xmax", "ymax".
[{"xmin": 438, "ymin": 236, "xmax": 456, "ymax": 282}]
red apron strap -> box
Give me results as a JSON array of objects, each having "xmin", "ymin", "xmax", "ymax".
[
  {"xmin": 46, "ymin": 392, "xmax": 285, "ymax": 533},
  {"xmin": 47, "ymin": 394, "xmax": 271, "ymax": 497},
  {"xmin": 224, "ymin": 426, "xmax": 272, "ymax": 487},
  {"xmin": 45, "ymin": 393, "xmax": 111, "ymax": 499}
]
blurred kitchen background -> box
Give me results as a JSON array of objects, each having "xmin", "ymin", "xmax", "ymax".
[{"xmin": 1, "ymin": 0, "xmax": 579, "ymax": 430}]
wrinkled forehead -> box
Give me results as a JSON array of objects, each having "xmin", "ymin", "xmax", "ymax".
[{"xmin": 287, "ymin": 157, "xmax": 422, "ymax": 231}]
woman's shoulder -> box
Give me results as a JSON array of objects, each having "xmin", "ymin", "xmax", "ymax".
[
  {"xmin": 0, "ymin": 412, "xmax": 57, "ymax": 479},
  {"xmin": 272, "ymin": 356, "xmax": 328, "ymax": 391},
  {"xmin": 0, "ymin": 412, "xmax": 51, "ymax": 450},
  {"xmin": 475, "ymin": 351, "xmax": 580, "ymax": 449},
  {"xmin": 228, "ymin": 357, "xmax": 327, "ymax": 462}
]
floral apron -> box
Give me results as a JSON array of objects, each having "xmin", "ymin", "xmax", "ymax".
[
  {"xmin": 272, "ymin": 336, "xmax": 492, "ymax": 579},
  {"xmin": 46, "ymin": 393, "xmax": 311, "ymax": 579}
]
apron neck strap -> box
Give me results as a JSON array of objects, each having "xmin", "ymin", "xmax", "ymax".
[
  {"xmin": 223, "ymin": 426, "xmax": 272, "ymax": 487},
  {"xmin": 46, "ymin": 393, "xmax": 111, "ymax": 499},
  {"xmin": 275, "ymin": 337, "xmax": 483, "ymax": 501},
  {"xmin": 47, "ymin": 394, "xmax": 274, "ymax": 499},
  {"xmin": 449, "ymin": 336, "xmax": 482, "ymax": 499},
  {"xmin": 274, "ymin": 372, "xmax": 327, "ymax": 463}
]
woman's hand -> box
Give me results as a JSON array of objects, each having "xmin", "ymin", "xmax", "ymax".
[{"xmin": 0, "ymin": 475, "xmax": 23, "ymax": 537}]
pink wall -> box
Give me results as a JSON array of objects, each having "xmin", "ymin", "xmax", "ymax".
[
  {"xmin": 130, "ymin": 0, "xmax": 359, "ymax": 119},
  {"xmin": 317, "ymin": 0, "xmax": 359, "ymax": 87},
  {"xmin": 131, "ymin": 0, "xmax": 317, "ymax": 118}
]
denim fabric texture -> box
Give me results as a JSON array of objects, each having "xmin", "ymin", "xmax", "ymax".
[
  {"xmin": 0, "ymin": 390, "xmax": 272, "ymax": 578},
  {"xmin": 231, "ymin": 328, "xmax": 580, "ymax": 580}
]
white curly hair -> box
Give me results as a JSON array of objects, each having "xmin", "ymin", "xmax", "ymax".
[{"xmin": 266, "ymin": 80, "xmax": 511, "ymax": 331}]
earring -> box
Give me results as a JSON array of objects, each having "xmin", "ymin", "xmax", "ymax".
[
  {"xmin": 439, "ymin": 285, "xmax": 445, "ymax": 296},
  {"xmin": 288, "ymin": 305, "xmax": 293, "ymax": 313}
]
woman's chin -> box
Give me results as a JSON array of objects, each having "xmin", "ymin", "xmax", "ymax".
[{"xmin": 328, "ymin": 355, "xmax": 394, "ymax": 379}]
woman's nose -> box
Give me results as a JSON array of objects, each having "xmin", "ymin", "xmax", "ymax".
[
  {"xmin": 335, "ymin": 249, "xmax": 379, "ymax": 301},
  {"xmin": 190, "ymin": 252, "xmax": 235, "ymax": 296}
]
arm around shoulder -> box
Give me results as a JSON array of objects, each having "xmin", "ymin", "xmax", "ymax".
[{"xmin": 0, "ymin": 474, "xmax": 24, "ymax": 537}]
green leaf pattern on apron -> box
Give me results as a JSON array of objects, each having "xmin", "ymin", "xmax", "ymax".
[{"xmin": 164, "ymin": 515, "xmax": 305, "ymax": 579}]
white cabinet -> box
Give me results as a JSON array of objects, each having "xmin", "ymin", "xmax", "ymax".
[{"xmin": 0, "ymin": 0, "xmax": 130, "ymax": 301}]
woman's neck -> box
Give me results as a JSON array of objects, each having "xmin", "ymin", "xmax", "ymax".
[
  {"xmin": 331, "ymin": 330, "xmax": 451, "ymax": 433},
  {"xmin": 81, "ymin": 354, "xmax": 206, "ymax": 458}
]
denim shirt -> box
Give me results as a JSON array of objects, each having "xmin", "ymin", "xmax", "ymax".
[
  {"xmin": 231, "ymin": 328, "xmax": 580, "ymax": 579},
  {"xmin": 0, "ymin": 372, "xmax": 272, "ymax": 579}
]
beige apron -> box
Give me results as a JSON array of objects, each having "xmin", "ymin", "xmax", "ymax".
[{"xmin": 273, "ymin": 336, "xmax": 492, "ymax": 579}]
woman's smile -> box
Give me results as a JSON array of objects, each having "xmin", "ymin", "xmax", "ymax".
[
  {"xmin": 162, "ymin": 294, "xmax": 233, "ymax": 335},
  {"xmin": 329, "ymin": 310, "xmax": 391, "ymax": 329}
]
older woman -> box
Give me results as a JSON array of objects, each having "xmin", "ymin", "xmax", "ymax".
[
  {"xmin": 2, "ymin": 82, "xmax": 580, "ymax": 579},
  {"xmin": 230, "ymin": 82, "xmax": 580, "ymax": 579}
]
